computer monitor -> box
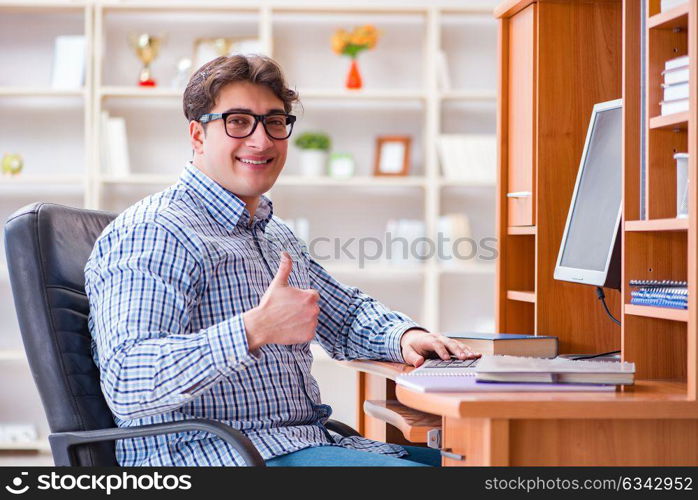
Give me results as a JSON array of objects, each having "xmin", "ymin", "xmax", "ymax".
[{"xmin": 554, "ymin": 98, "xmax": 623, "ymax": 290}]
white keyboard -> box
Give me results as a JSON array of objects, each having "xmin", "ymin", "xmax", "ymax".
[{"xmin": 421, "ymin": 357, "xmax": 480, "ymax": 369}]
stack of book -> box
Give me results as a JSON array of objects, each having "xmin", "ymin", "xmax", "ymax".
[
  {"xmin": 385, "ymin": 219, "xmax": 426, "ymax": 267},
  {"xmin": 474, "ymin": 355, "xmax": 635, "ymax": 386},
  {"xmin": 396, "ymin": 352, "xmax": 634, "ymax": 393},
  {"xmin": 660, "ymin": 55, "xmax": 689, "ymax": 116},
  {"xmin": 100, "ymin": 111, "xmax": 131, "ymax": 178},
  {"xmin": 436, "ymin": 134, "xmax": 496, "ymax": 184},
  {"xmin": 629, "ymin": 280, "xmax": 688, "ymax": 309},
  {"xmin": 437, "ymin": 214, "xmax": 471, "ymax": 265},
  {"xmin": 661, "ymin": 0, "xmax": 688, "ymax": 12}
]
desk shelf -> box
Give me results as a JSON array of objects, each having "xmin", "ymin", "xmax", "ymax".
[{"xmin": 363, "ymin": 400, "xmax": 440, "ymax": 444}]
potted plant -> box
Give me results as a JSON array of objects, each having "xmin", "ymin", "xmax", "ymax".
[{"xmin": 294, "ymin": 132, "xmax": 331, "ymax": 177}]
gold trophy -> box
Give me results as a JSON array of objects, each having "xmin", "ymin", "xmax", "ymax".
[
  {"xmin": 211, "ymin": 37, "xmax": 235, "ymax": 56},
  {"xmin": 193, "ymin": 37, "xmax": 240, "ymax": 70},
  {"xmin": 129, "ymin": 33, "xmax": 164, "ymax": 87}
]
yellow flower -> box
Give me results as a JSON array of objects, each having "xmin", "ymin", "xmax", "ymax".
[
  {"xmin": 332, "ymin": 25, "xmax": 380, "ymax": 55},
  {"xmin": 352, "ymin": 25, "xmax": 379, "ymax": 48},
  {"xmin": 331, "ymin": 29, "xmax": 350, "ymax": 54}
]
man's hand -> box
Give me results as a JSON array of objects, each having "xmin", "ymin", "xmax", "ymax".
[
  {"xmin": 400, "ymin": 329, "xmax": 480, "ymax": 367},
  {"xmin": 243, "ymin": 251, "xmax": 319, "ymax": 351}
]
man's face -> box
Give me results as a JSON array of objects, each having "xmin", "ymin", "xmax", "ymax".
[{"xmin": 190, "ymin": 81, "xmax": 288, "ymax": 203}]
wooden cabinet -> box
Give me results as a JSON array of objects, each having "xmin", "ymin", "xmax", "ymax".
[
  {"xmin": 506, "ymin": 4, "xmax": 536, "ymax": 227},
  {"xmin": 496, "ymin": 0, "xmax": 623, "ymax": 354}
]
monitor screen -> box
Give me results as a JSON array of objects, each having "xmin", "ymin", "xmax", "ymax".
[{"xmin": 555, "ymin": 99, "xmax": 622, "ymax": 288}]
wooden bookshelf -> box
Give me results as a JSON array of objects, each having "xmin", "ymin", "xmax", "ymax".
[{"xmin": 621, "ymin": 0, "xmax": 695, "ymax": 398}]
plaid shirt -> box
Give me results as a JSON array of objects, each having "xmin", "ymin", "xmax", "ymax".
[{"xmin": 85, "ymin": 162, "xmax": 424, "ymax": 466}]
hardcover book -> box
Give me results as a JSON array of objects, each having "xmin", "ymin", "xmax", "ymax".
[{"xmin": 445, "ymin": 332, "xmax": 558, "ymax": 358}]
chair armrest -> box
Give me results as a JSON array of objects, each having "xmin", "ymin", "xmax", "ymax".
[
  {"xmin": 49, "ymin": 418, "xmax": 265, "ymax": 467},
  {"xmin": 325, "ymin": 419, "xmax": 361, "ymax": 438}
]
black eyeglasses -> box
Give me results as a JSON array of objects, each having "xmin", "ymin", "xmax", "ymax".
[{"xmin": 199, "ymin": 111, "xmax": 297, "ymax": 140}]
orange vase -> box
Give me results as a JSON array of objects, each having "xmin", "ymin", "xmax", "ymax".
[{"xmin": 345, "ymin": 58, "xmax": 363, "ymax": 90}]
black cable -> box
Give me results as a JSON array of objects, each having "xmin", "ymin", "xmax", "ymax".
[
  {"xmin": 571, "ymin": 350, "xmax": 621, "ymax": 361},
  {"xmin": 596, "ymin": 286, "xmax": 621, "ymax": 326},
  {"xmin": 570, "ymin": 287, "xmax": 623, "ymax": 361}
]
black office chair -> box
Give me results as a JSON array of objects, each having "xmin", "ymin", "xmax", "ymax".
[{"xmin": 3, "ymin": 202, "xmax": 360, "ymax": 466}]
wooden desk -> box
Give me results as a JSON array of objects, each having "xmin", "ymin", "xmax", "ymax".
[{"xmin": 341, "ymin": 360, "xmax": 698, "ymax": 466}]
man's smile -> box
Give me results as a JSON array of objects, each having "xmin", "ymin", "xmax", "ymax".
[{"xmin": 236, "ymin": 156, "xmax": 274, "ymax": 167}]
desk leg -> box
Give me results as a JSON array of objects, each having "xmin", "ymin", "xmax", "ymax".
[
  {"xmin": 442, "ymin": 417, "xmax": 510, "ymax": 466},
  {"xmin": 356, "ymin": 371, "xmax": 366, "ymax": 436}
]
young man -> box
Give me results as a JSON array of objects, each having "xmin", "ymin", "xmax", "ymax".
[{"xmin": 85, "ymin": 55, "xmax": 478, "ymax": 467}]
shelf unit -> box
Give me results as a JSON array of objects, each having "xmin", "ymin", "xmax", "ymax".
[
  {"xmin": 620, "ymin": 0, "xmax": 696, "ymax": 397},
  {"xmin": 496, "ymin": 0, "xmax": 623, "ymax": 350},
  {"xmin": 0, "ymin": 0, "xmax": 499, "ymax": 453},
  {"xmin": 0, "ymin": 0, "xmax": 93, "ymax": 454},
  {"xmin": 89, "ymin": 0, "xmax": 499, "ymax": 332},
  {"xmin": 496, "ymin": 0, "xmax": 696, "ymax": 399}
]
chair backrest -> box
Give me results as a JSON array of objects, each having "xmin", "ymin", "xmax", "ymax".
[{"xmin": 4, "ymin": 202, "xmax": 118, "ymax": 466}]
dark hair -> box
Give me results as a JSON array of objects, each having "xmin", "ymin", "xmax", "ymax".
[{"xmin": 183, "ymin": 54, "xmax": 300, "ymax": 122}]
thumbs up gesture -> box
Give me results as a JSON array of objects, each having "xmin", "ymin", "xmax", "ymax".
[{"xmin": 243, "ymin": 252, "xmax": 320, "ymax": 351}]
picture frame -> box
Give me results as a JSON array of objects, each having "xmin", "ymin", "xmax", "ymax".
[{"xmin": 374, "ymin": 135, "xmax": 411, "ymax": 176}]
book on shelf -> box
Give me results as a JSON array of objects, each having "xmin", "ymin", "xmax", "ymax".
[
  {"xmin": 662, "ymin": 82, "xmax": 689, "ymax": 101},
  {"xmin": 385, "ymin": 219, "xmax": 426, "ymax": 267},
  {"xmin": 629, "ymin": 280, "xmax": 688, "ymax": 309},
  {"xmin": 51, "ymin": 35, "xmax": 85, "ymax": 90},
  {"xmin": 436, "ymin": 134, "xmax": 496, "ymax": 184},
  {"xmin": 100, "ymin": 111, "xmax": 131, "ymax": 178},
  {"xmin": 474, "ymin": 355, "xmax": 636, "ymax": 385},
  {"xmin": 445, "ymin": 332, "xmax": 558, "ymax": 358},
  {"xmin": 660, "ymin": 98, "xmax": 689, "ymax": 116},
  {"xmin": 437, "ymin": 213, "xmax": 471, "ymax": 264},
  {"xmin": 436, "ymin": 49, "xmax": 451, "ymax": 92},
  {"xmin": 630, "ymin": 297, "xmax": 687, "ymax": 308},
  {"xmin": 629, "ymin": 279, "xmax": 688, "ymax": 287},
  {"xmin": 660, "ymin": 57, "xmax": 689, "ymax": 116},
  {"xmin": 661, "ymin": 0, "xmax": 688, "ymax": 12},
  {"xmin": 665, "ymin": 55, "xmax": 689, "ymax": 72},
  {"xmin": 662, "ymin": 66, "xmax": 689, "ymax": 86}
]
